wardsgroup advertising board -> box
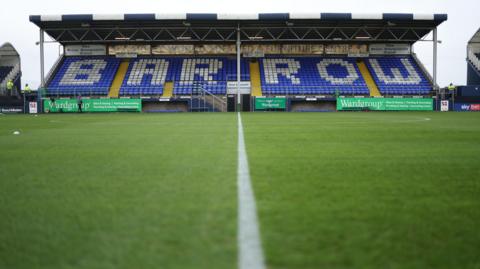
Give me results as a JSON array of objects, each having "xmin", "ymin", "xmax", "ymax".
[
  {"xmin": 337, "ymin": 98, "xmax": 433, "ymax": 111},
  {"xmin": 44, "ymin": 99, "xmax": 142, "ymax": 113},
  {"xmin": 255, "ymin": 97, "xmax": 287, "ymax": 110}
]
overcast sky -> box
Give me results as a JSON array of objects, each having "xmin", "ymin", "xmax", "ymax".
[{"xmin": 1, "ymin": 0, "xmax": 479, "ymax": 88}]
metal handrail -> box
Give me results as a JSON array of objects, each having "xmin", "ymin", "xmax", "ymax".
[
  {"xmin": 412, "ymin": 52, "xmax": 436, "ymax": 89},
  {"xmin": 44, "ymin": 55, "xmax": 64, "ymax": 86},
  {"xmin": 188, "ymin": 82, "xmax": 227, "ymax": 112}
]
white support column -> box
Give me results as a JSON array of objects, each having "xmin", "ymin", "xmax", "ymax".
[
  {"xmin": 236, "ymin": 26, "xmax": 241, "ymax": 112},
  {"xmin": 433, "ymin": 27, "xmax": 438, "ymax": 91},
  {"xmin": 40, "ymin": 29, "xmax": 45, "ymax": 88}
]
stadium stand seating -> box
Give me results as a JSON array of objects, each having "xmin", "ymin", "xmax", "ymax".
[
  {"xmin": 47, "ymin": 57, "xmax": 120, "ymax": 95},
  {"xmin": 120, "ymin": 58, "xmax": 169, "ymax": 95},
  {"xmin": 0, "ymin": 66, "xmax": 13, "ymax": 83},
  {"xmin": 118, "ymin": 57, "xmax": 250, "ymax": 95},
  {"xmin": 259, "ymin": 57, "xmax": 369, "ymax": 95},
  {"xmin": 46, "ymin": 55, "xmax": 432, "ymax": 97},
  {"xmin": 172, "ymin": 57, "xmax": 249, "ymax": 95},
  {"xmin": 365, "ymin": 56, "xmax": 431, "ymax": 95},
  {"xmin": 175, "ymin": 58, "xmax": 225, "ymax": 95}
]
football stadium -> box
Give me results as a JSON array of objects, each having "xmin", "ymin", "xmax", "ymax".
[{"xmin": 1, "ymin": 6, "xmax": 480, "ymax": 269}]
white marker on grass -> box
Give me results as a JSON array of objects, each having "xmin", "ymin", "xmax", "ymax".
[{"xmin": 237, "ymin": 112, "xmax": 266, "ymax": 269}]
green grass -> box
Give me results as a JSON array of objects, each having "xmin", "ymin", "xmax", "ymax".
[
  {"xmin": 1, "ymin": 112, "xmax": 480, "ymax": 269},
  {"xmin": 0, "ymin": 113, "xmax": 238, "ymax": 269},
  {"xmin": 242, "ymin": 112, "xmax": 480, "ymax": 269}
]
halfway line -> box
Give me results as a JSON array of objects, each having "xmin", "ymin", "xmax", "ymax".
[{"xmin": 237, "ymin": 112, "xmax": 266, "ymax": 269}]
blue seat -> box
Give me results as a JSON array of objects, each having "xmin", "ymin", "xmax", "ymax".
[
  {"xmin": 259, "ymin": 57, "xmax": 369, "ymax": 96},
  {"xmin": 365, "ymin": 56, "xmax": 432, "ymax": 95},
  {"xmin": 47, "ymin": 56, "xmax": 120, "ymax": 96}
]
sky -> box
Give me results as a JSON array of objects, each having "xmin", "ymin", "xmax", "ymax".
[{"xmin": 0, "ymin": 0, "xmax": 479, "ymax": 88}]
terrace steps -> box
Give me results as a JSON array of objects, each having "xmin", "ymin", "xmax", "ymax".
[
  {"xmin": 250, "ymin": 61, "xmax": 263, "ymax": 97},
  {"xmin": 108, "ymin": 59, "xmax": 130, "ymax": 98},
  {"xmin": 162, "ymin": 82, "xmax": 174, "ymax": 98},
  {"xmin": 357, "ymin": 60, "xmax": 381, "ymax": 97}
]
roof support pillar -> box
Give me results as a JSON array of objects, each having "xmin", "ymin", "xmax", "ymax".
[
  {"xmin": 39, "ymin": 29, "xmax": 45, "ymax": 88},
  {"xmin": 433, "ymin": 27, "xmax": 438, "ymax": 91},
  {"xmin": 236, "ymin": 25, "xmax": 242, "ymax": 112}
]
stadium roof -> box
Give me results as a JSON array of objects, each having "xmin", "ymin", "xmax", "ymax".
[
  {"xmin": 469, "ymin": 27, "xmax": 480, "ymax": 44},
  {"xmin": 30, "ymin": 13, "xmax": 448, "ymax": 23},
  {"xmin": 29, "ymin": 13, "xmax": 447, "ymax": 44},
  {"xmin": 0, "ymin": 43, "xmax": 20, "ymax": 58}
]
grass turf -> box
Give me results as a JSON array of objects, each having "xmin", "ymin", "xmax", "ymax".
[
  {"xmin": 0, "ymin": 113, "xmax": 237, "ymax": 269},
  {"xmin": 0, "ymin": 112, "xmax": 479, "ymax": 269},
  {"xmin": 242, "ymin": 112, "xmax": 480, "ymax": 269}
]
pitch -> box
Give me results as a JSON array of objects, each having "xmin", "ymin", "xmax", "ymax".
[{"xmin": 1, "ymin": 112, "xmax": 479, "ymax": 269}]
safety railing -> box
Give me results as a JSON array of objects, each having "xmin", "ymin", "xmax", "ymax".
[
  {"xmin": 412, "ymin": 53, "xmax": 437, "ymax": 89},
  {"xmin": 189, "ymin": 86, "xmax": 227, "ymax": 112},
  {"xmin": 44, "ymin": 55, "xmax": 64, "ymax": 86}
]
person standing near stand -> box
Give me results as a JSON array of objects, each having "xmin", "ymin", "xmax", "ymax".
[
  {"xmin": 77, "ymin": 94, "xmax": 83, "ymax": 113},
  {"xmin": 21, "ymin": 84, "xmax": 32, "ymax": 114},
  {"xmin": 447, "ymin": 83, "xmax": 456, "ymax": 92},
  {"xmin": 448, "ymin": 83, "xmax": 456, "ymax": 109},
  {"xmin": 23, "ymin": 84, "xmax": 31, "ymax": 94},
  {"xmin": 6, "ymin": 80, "xmax": 14, "ymax": 96}
]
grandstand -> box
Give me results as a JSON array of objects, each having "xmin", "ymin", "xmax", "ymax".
[
  {"xmin": 0, "ymin": 43, "xmax": 21, "ymax": 97},
  {"xmin": 450, "ymin": 27, "xmax": 480, "ymax": 112},
  {"xmin": 29, "ymin": 13, "xmax": 446, "ymax": 112},
  {"xmin": 467, "ymin": 28, "xmax": 480, "ymax": 86}
]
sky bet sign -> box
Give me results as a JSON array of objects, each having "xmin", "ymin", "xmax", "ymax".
[{"xmin": 454, "ymin": 103, "xmax": 480, "ymax": 111}]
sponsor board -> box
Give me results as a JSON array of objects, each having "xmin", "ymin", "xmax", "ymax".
[
  {"xmin": 454, "ymin": 103, "xmax": 480, "ymax": 111},
  {"xmin": 255, "ymin": 97, "xmax": 287, "ymax": 110},
  {"xmin": 440, "ymin": 100, "xmax": 449, "ymax": 112},
  {"xmin": 44, "ymin": 99, "xmax": 142, "ymax": 113},
  {"xmin": 369, "ymin": 44, "xmax": 411, "ymax": 55},
  {"xmin": 65, "ymin": 44, "xmax": 107, "ymax": 56},
  {"xmin": 0, "ymin": 107, "xmax": 23, "ymax": 113},
  {"xmin": 337, "ymin": 98, "xmax": 433, "ymax": 111},
  {"xmin": 227, "ymin": 82, "xmax": 252, "ymax": 94},
  {"xmin": 29, "ymin": 102, "xmax": 38, "ymax": 114}
]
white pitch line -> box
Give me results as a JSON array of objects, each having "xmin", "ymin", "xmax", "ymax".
[{"xmin": 237, "ymin": 112, "xmax": 266, "ymax": 269}]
